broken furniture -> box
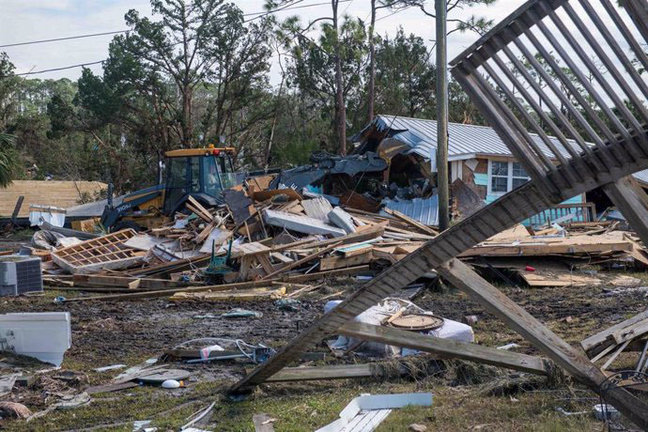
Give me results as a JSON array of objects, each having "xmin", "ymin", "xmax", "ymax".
[{"xmin": 230, "ymin": 1, "xmax": 648, "ymax": 428}]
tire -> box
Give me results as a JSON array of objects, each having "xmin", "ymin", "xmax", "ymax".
[{"xmin": 111, "ymin": 220, "xmax": 144, "ymax": 233}]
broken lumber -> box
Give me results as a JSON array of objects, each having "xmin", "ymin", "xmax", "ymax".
[
  {"xmin": 260, "ymin": 242, "xmax": 342, "ymax": 280},
  {"xmin": 263, "ymin": 209, "xmax": 346, "ymax": 237},
  {"xmin": 72, "ymin": 274, "xmax": 184, "ymax": 290},
  {"xmin": 61, "ymin": 266, "xmax": 371, "ymax": 302},
  {"xmin": 582, "ymin": 309, "xmax": 648, "ymax": 358},
  {"xmin": 265, "ymin": 364, "xmax": 376, "ymax": 382},
  {"xmin": 383, "ymin": 208, "xmax": 439, "ymax": 236},
  {"xmin": 339, "ymin": 322, "xmax": 550, "ymax": 375},
  {"xmin": 170, "ymin": 287, "xmax": 286, "ymax": 302},
  {"xmin": 438, "ymin": 258, "xmax": 648, "ymax": 426}
]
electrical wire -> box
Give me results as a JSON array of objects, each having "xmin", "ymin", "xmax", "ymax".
[
  {"xmin": 0, "ymin": 30, "xmax": 129, "ymax": 48},
  {"xmin": 7, "ymin": 0, "xmax": 356, "ymax": 76},
  {"xmin": 376, "ymin": 5, "xmax": 413, "ymax": 22},
  {"xmin": 15, "ymin": 60, "xmax": 105, "ymax": 76},
  {"xmin": 2, "ymin": 1, "xmax": 350, "ymax": 48}
]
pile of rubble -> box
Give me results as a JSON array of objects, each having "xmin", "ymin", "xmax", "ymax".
[{"xmin": 16, "ymin": 177, "xmax": 647, "ymax": 300}]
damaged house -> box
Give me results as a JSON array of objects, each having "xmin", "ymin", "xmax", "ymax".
[{"xmin": 352, "ymin": 115, "xmax": 648, "ymax": 226}]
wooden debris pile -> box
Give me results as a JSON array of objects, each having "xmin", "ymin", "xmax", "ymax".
[
  {"xmin": 464, "ymin": 224, "xmax": 648, "ymax": 288},
  {"xmin": 34, "ymin": 178, "xmax": 648, "ymax": 295},
  {"xmin": 581, "ymin": 309, "xmax": 648, "ymax": 373},
  {"xmin": 38, "ymin": 183, "xmax": 441, "ymax": 300}
]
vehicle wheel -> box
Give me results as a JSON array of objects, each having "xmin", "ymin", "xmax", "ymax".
[{"xmin": 111, "ymin": 220, "xmax": 144, "ymax": 233}]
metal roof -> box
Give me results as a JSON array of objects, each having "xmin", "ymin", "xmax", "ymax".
[
  {"xmin": 381, "ymin": 195, "xmax": 439, "ymax": 227},
  {"xmin": 355, "ymin": 114, "xmax": 581, "ymax": 161},
  {"xmin": 354, "ymin": 114, "xmax": 648, "ymax": 186}
]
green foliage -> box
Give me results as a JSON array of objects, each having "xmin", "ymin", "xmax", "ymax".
[
  {"xmin": 0, "ymin": 133, "xmax": 18, "ymax": 187},
  {"xmin": 374, "ymin": 28, "xmax": 436, "ymax": 118},
  {"xmin": 0, "ymin": 0, "xmax": 493, "ymax": 192},
  {"xmin": 285, "ymin": 16, "xmax": 368, "ymax": 151}
]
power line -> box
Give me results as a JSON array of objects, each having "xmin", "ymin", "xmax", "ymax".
[
  {"xmin": 1, "ymin": 1, "xmax": 347, "ymax": 48},
  {"xmin": 245, "ymin": 0, "xmax": 352, "ymax": 21},
  {"xmin": 15, "ymin": 60, "xmax": 104, "ymax": 76},
  {"xmin": 376, "ymin": 6, "xmax": 413, "ymax": 22},
  {"xmin": 9, "ymin": 0, "xmax": 357, "ymax": 76},
  {"xmin": 0, "ymin": 30, "xmax": 128, "ymax": 49}
]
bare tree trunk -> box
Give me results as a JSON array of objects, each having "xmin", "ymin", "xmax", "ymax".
[
  {"xmin": 181, "ymin": 86, "xmax": 193, "ymax": 148},
  {"xmin": 265, "ymin": 75, "xmax": 284, "ymax": 170},
  {"xmin": 367, "ymin": 0, "xmax": 377, "ymax": 123},
  {"xmin": 332, "ymin": 0, "xmax": 347, "ymax": 155}
]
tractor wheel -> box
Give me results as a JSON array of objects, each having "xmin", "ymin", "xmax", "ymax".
[{"xmin": 112, "ymin": 220, "xmax": 144, "ymax": 233}]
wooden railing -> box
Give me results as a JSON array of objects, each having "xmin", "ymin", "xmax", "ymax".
[{"xmin": 527, "ymin": 202, "xmax": 596, "ymax": 227}]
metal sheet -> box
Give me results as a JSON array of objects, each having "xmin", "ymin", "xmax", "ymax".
[{"xmin": 381, "ymin": 195, "xmax": 439, "ymax": 227}]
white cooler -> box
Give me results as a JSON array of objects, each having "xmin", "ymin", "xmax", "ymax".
[{"xmin": 0, "ymin": 312, "xmax": 71, "ymax": 366}]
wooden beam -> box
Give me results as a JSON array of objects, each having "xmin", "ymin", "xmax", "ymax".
[
  {"xmin": 260, "ymin": 242, "xmax": 342, "ymax": 280},
  {"xmin": 72, "ymin": 274, "xmax": 183, "ymax": 289},
  {"xmin": 265, "ymin": 364, "xmax": 375, "ymax": 382},
  {"xmin": 62, "ymin": 265, "xmax": 372, "ymax": 302},
  {"xmin": 339, "ymin": 322, "xmax": 550, "ymax": 375},
  {"xmin": 437, "ymin": 258, "xmax": 648, "ymax": 429},
  {"xmin": 10, "ymin": 196, "xmax": 23, "ymax": 224},
  {"xmin": 603, "ymin": 176, "xmax": 648, "ymax": 248}
]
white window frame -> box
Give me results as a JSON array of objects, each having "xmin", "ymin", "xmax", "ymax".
[{"xmin": 487, "ymin": 159, "xmax": 530, "ymax": 196}]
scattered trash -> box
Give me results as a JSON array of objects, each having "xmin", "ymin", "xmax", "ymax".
[
  {"xmin": 221, "ymin": 308, "xmax": 263, "ymax": 319},
  {"xmin": 132, "ymin": 420, "xmax": 154, "ymax": 432},
  {"xmin": 497, "ymin": 343, "xmax": 521, "ymax": 351},
  {"xmin": 274, "ymin": 298, "xmax": 300, "ymax": 312},
  {"xmin": 315, "ymin": 393, "xmax": 433, "ymax": 432},
  {"xmin": 0, "ymin": 401, "xmax": 31, "ymax": 419},
  {"xmin": 161, "ymin": 379, "xmax": 181, "ymax": 389},
  {"xmin": 53, "ymin": 392, "xmax": 91, "ymax": 410},
  {"xmin": 137, "ymin": 369, "xmax": 191, "ymax": 386},
  {"xmin": 556, "ymin": 407, "xmax": 588, "ymax": 416},
  {"xmin": 181, "ymin": 401, "xmax": 216, "ymax": 431},
  {"xmin": 94, "ymin": 364, "xmax": 127, "ymax": 372}
]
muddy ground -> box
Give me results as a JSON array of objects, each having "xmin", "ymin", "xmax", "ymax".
[{"xmin": 0, "ymin": 230, "xmax": 647, "ymax": 430}]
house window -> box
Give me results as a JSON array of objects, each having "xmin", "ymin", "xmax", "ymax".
[
  {"xmin": 512, "ymin": 162, "xmax": 529, "ymax": 189},
  {"xmin": 488, "ymin": 160, "xmax": 530, "ymax": 195},
  {"xmin": 490, "ymin": 161, "xmax": 508, "ymax": 193}
]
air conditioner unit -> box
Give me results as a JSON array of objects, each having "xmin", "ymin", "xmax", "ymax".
[{"xmin": 0, "ymin": 256, "xmax": 43, "ymax": 296}]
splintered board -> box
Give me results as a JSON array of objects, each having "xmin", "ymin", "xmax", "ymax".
[{"xmin": 52, "ymin": 229, "xmax": 145, "ymax": 274}]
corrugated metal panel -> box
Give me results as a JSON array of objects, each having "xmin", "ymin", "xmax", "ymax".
[
  {"xmin": 381, "ymin": 195, "xmax": 439, "ymax": 226},
  {"xmin": 370, "ymin": 115, "xmax": 581, "ymax": 161}
]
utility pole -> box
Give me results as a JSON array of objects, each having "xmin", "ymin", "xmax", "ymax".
[{"xmin": 436, "ymin": 0, "xmax": 449, "ymax": 231}]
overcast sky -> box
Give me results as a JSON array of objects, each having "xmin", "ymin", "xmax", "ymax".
[{"xmin": 0, "ymin": 0, "xmax": 520, "ymax": 85}]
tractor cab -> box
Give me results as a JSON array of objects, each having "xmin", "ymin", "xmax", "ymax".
[
  {"xmin": 163, "ymin": 146, "xmax": 238, "ymax": 214},
  {"xmin": 100, "ymin": 146, "xmax": 239, "ymax": 231}
]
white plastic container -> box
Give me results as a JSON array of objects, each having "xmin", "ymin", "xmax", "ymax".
[{"xmin": 0, "ymin": 312, "xmax": 71, "ymax": 366}]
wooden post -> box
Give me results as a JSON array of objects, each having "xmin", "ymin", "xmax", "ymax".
[
  {"xmin": 10, "ymin": 196, "xmax": 24, "ymax": 224},
  {"xmin": 603, "ymin": 176, "xmax": 648, "ymax": 247},
  {"xmin": 436, "ymin": 0, "xmax": 450, "ymax": 231},
  {"xmin": 438, "ymin": 258, "xmax": 648, "ymax": 429}
]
